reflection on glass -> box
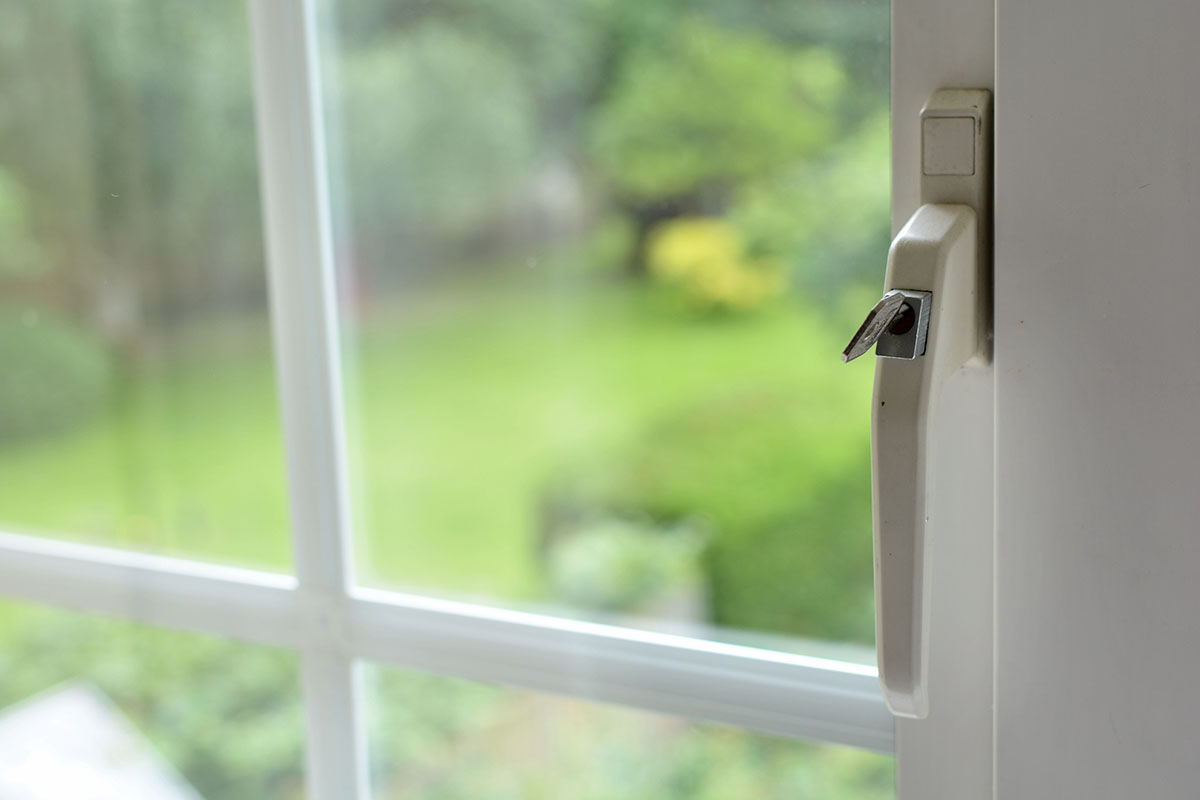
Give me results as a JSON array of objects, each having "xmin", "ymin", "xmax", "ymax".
[
  {"xmin": 0, "ymin": 2, "xmax": 290, "ymax": 567},
  {"xmin": 324, "ymin": 0, "xmax": 889, "ymax": 646},
  {"xmin": 0, "ymin": 602, "xmax": 305, "ymax": 800},
  {"xmin": 367, "ymin": 665, "xmax": 894, "ymax": 799}
]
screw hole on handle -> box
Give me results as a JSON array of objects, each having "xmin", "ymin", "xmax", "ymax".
[{"xmin": 888, "ymin": 304, "xmax": 915, "ymax": 335}]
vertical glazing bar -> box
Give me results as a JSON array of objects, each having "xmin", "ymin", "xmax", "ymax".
[{"xmin": 246, "ymin": 1, "xmax": 366, "ymax": 798}]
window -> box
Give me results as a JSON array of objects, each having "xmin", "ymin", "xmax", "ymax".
[{"xmin": 0, "ymin": 0, "xmax": 893, "ymax": 797}]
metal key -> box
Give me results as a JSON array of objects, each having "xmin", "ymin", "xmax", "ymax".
[
  {"xmin": 842, "ymin": 289, "xmax": 933, "ymax": 362},
  {"xmin": 842, "ymin": 290, "xmax": 908, "ymax": 362}
]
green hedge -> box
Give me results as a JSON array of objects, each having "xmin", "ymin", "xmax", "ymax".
[
  {"xmin": 0, "ymin": 308, "xmax": 109, "ymax": 443},
  {"xmin": 542, "ymin": 385, "xmax": 875, "ymax": 644}
]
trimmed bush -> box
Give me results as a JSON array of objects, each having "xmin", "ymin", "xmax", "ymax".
[
  {"xmin": 0, "ymin": 308, "xmax": 110, "ymax": 443},
  {"xmin": 546, "ymin": 516, "xmax": 706, "ymax": 614},
  {"xmin": 646, "ymin": 217, "xmax": 784, "ymax": 313},
  {"xmin": 542, "ymin": 387, "xmax": 875, "ymax": 644}
]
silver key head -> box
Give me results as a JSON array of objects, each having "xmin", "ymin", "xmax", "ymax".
[{"xmin": 842, "ymin": 290, "xmax": 909, "ymax": 362}]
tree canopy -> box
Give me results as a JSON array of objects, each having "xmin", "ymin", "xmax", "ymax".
[{"xmin": 591, "ymin": 20, "xmax": 847, "ymax": 204}]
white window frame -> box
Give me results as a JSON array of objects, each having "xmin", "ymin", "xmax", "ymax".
[{"xmin": 0, "ymin": 2, "xmax": 894, "ymax": 798}]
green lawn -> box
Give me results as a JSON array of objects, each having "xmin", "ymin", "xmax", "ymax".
[
  {"xmin": 347, "ymin": 272, "xmax": 874, "ymax": 606},
  {"xmin": 0, "ymin": 315, "xmax": 293, "ymax": 566},
  {"xmin": 0, "ymin": 266, "xmax": 875, "ymax": 625}
]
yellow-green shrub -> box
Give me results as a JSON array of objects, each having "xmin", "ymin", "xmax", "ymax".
[{"xmin": 646, "ymin": 217, "xmax": 783, "ymax": 313}]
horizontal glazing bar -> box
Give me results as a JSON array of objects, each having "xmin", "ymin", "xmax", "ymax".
[
  {"xmin": 0, "ymin": 531, "xmax": 893, "ymax": 753},
  {"xmin": 0, "ymin": 531, "xmax": 301, "ymax": 647},
  {"xmin": 349, "ymin": 587, "xmax": 893, "ymax": 753}
]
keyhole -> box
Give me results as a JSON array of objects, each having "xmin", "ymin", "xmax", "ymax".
[{"xmin": 888, "ymin": 303, "xmax": 916, "ymax": 335}]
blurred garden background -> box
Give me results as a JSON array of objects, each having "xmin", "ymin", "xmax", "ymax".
[{"xmin": 0, "ymin": 0, "xmax": 892, "ymax": 796}]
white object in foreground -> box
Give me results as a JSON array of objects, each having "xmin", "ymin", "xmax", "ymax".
[{"xmin": 0, "ymin": 682, "xmax": 203, "ymax": 800}]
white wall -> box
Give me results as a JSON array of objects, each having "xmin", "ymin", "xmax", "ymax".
[{"xmin": 995, "ymin": 1, "xmax": 1200, "ymax": 796}]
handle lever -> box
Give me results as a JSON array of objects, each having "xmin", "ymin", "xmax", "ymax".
[
  {"xmin": 847, "ymin": 88, "xmax": 991, "ymax": 720},
  {"xmin": 870, "ymin": 203, "xmax": 979, "ymax": 718}
]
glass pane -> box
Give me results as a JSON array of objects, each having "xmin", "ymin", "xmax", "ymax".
[
  {"xmin": 0, "ymin": 3, "xmax": 291, "ymax": 568},
  {"xmin": 367, "ymin": 665, "xmax": 893, "ymax": 799},
  {"xmin": 0, "ymin": 601, "xmax": 305, "ymax": 799},
  {"xmin": 324, "ymin": 0, "xmax": 888, "ymax": 648}
]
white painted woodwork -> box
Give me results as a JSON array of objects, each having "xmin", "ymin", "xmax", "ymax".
[
  {"xmin": 892, "ymin": 0, "xmax": 995, "ymax": 795},
  {"xmin": 247, "ymin": 0, "xmax": 367, "ymax": 796},
  {"xmin": 995, "ymin": 1, "xmax": 1200, "ymax": 797},
  {"xmin": 0, "ymin": 530, "xmax": 894, "ymax": 752}
]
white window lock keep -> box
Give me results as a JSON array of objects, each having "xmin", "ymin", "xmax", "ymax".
[{"xmin": 842, "ymin": 89, "xmax": 992, "ymax": 719}]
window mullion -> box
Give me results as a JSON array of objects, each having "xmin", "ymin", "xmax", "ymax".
[{"xmin": 247, "ymin": 1, "xmax": 366, "ymax": 798}]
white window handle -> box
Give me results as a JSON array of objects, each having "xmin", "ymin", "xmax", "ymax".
[
  {"xmin": 872, "ymin": 203, "xmax": 979, "ymax": 718},
  {"xmin": 843, "ymin": 90, "xmax": 991, "ymax": 718}
]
